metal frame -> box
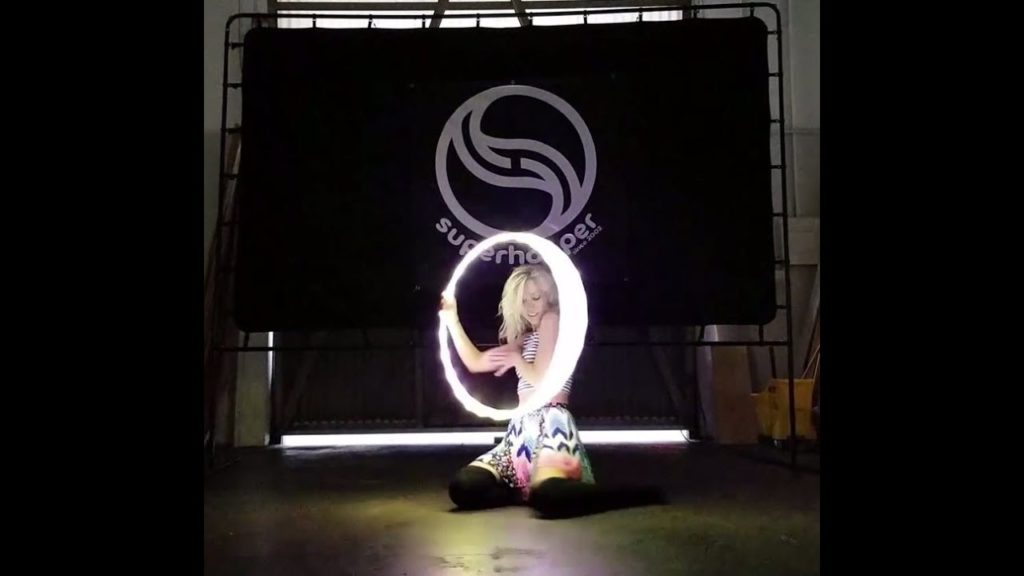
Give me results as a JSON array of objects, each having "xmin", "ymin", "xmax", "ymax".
[{"xmin": 207, "ymin": 2, "xmax": 802, "ymax": 470}]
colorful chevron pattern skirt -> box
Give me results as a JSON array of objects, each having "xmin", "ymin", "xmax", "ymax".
[{"xmin": 473, "ymin": 402, "xmax": 596, "ymax": 500}]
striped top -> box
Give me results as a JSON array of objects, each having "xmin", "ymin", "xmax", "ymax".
[{"xmin": 516, "ymin": 331, "xmax": 574, "ymax": 395}]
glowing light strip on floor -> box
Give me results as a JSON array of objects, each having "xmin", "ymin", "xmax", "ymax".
[{"xmin": 281, "ymin": 429, "xmax": 689, "ymax": 447}]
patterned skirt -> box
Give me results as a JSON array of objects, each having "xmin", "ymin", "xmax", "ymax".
[{"xmin": 473, "ymin": 402, "xmax": 595, "ymax": 500}]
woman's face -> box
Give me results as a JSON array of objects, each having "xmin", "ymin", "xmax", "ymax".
[{"xmin": 522, "ymin": 277, "xmax": 552, "ymax": 328}]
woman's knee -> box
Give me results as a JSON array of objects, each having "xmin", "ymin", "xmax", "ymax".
[
  {"xmin": 535, "ymin": 451, "xmax": 583, "ymax": 481},
  {"xmin": 449, "ymin": 466, "xmax": 506, "ymax": 509}
]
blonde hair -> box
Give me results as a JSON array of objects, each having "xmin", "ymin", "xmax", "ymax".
[{"xmin": 498, "ymin": 264, "xmax": 559, "ymax": 343}]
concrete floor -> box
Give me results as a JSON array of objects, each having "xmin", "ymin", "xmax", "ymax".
[{"xmin": 204, "ymin": 443, "xmax": 819, "ymax": 575}]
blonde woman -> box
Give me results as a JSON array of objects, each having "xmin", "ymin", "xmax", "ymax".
[{"xmin": 440, "ymin": 264, "xmax": 662, "ymax": 517}]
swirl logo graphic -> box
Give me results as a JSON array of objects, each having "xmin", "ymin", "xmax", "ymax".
[{"xmin": 435, "ymin": 85, "xmax": 597, "ymax": 239}]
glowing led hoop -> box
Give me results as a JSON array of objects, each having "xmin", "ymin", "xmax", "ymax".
[{"xmin": 438, "ymin": 232, "xmax": 588, "ymax": 421}]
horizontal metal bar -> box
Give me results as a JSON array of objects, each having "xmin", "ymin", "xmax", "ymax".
[
  {"xmin": 227, "ymin": 82, "xmax": 242, "ymax": 89},
  {"xmin": 239, "ymin": 2, "xmax": 781, "ymax": 26},
  {"xmin": 217, "ymin": 345, "xmax": 416, "ymax": 352},
  {"xmin": 228, "ymin": 42, "xmax": 244, "ymax": 49},
  {"xmin": 288, "ymin": 422, "xmax": 424, "ymax": 431},
  {"xmin": 270, "ymin": 1, "xmax": 703, "ymax": 13},
  {"xmin": 772, "ymin": 212, "xmax": 785, "ymax": 217},
  {"xmin": 771, "ymin": 164, "xmax": 784, "ymax": 170},
  {"xmin": 223, "ymin": 173, "xmax": 238, "ymax": 180},
  {"xmin": 215, "ymin": 339, "xmax": 791, "ymax": 352},
  {"xmin": 768, "ymin": 72, "xmax": 781, "ymax": 78},
  {"xmin": 600, "ymin": 340, "xmax": 798, "ymax": 348},
  {"xmin": 225, "ymin": 126, "xmax": 241, "ymax": 134},
  {"xmin": 298, "ymin": 424, "xmax": 519, "ymax": 432}
]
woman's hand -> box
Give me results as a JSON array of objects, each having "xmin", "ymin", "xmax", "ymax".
[
  {"xmin": 478, "ymin": 347, "xmax": 510, "ymax": 373},
  {"xmin": 488, "ymin": 344, "xmax": 522, "ymax": 377},
  {"xmin": 438, "ymin": 294, "xmax": 458, "ymax": 325}
]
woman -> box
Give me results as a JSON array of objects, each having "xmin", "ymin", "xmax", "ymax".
[{"xmin": 440, "ymin": 264, "xmax": 661, "ymax": 518}]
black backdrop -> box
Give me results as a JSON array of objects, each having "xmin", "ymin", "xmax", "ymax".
[{"xmin": 235, "ymin": 18, "xmax": 775, "ymax": 332}]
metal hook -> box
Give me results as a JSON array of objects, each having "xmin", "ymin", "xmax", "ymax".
[
  {"xmin": 368, "ymin": 15, "xmax": 374, "ymax": 28},
  {"xmin": 476, "ymin": 14, "xmax": 481, "ymax": 27}
]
